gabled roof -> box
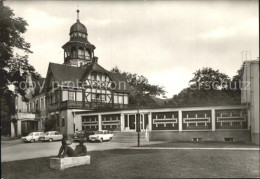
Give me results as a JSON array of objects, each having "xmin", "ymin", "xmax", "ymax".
[
  {"xmin": 80, "ymin": 62, "xmax": 109, "ymax": 81},
  {"xmin": 92, "ymin": 63, "xmax": 109, "ymax": 73},
  {"xmin": 109, "ymin": 72, "xmax": 132, "ymax": 93},
  {"xmin": 46, "ymin": 63, "xmax": 86, "ymax": 86},
  {"xmin": 45, "ymin": 62, "xmax": 132, "ymax": 93}
]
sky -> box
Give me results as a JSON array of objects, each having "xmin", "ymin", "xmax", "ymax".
[{"xmin": 6, "ymin": 0, "xmax": 259, "ymax": 98}]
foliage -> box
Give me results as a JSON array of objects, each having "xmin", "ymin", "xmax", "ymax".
[
  {"xmin": 0, "ymin": 1, "xmax": 40, "ymax": 102},
  {"xmin": 111, "ymin": 67, "xmax": 166, "ymax": 107},
  {"xmin": 168, "ymin": 67, "xmax": 242, "ymax": 106},
  {"xmin": 44, "ymin": 116, "xmax": 58, "ymax": 132},
  {"xmin": 189, "ymin": 67, "xmax": 230, "ymax": 90}
]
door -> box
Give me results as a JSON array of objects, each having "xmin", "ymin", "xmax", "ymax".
[
  {"xmin": 129, "ymin": 115, "xmax": 136, "ymax": 130},
  {"xmin": 34, "ymin": 133, "xmax": 40, "ymax": 141}
]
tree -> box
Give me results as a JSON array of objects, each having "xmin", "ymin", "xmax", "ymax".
[
  {"xmin": 0, "ymin": 1, "xmax": 39, "ymax": 109},
  {"xmin": 189, "ymin": 67, "xmax": 230, "ymax": 90},
  {"xmin": 111, "ymin": 67, "xmax": 166, "ymax": 107},
  {"xmin": 224, "ymin": 66, "xmax": 243, "ymax": 104},
  {"xmin": 44, "ymin": 115, "xmax": 58, "ymax": 132},
  {"xmin": 168, "ymin": 67, "xmax": 241, "ymax": 106}
]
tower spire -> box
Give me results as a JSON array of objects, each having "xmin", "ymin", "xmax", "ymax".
[{"xmin": 77, "ymin": 9, "xmax": 80, "ymax": 21}]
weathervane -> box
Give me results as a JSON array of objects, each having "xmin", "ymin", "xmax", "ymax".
[
  {"xmin": 76, "ymin": 3, "xmax": 80, "ymax": 21},
  {"xmin": 77, "ymin": 9, "xmax": 80, "ymax": 21}
]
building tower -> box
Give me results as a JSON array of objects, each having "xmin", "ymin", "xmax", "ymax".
[{"xmin": 62, "ymin": 10, "xmax": 96, "ymax": 67}]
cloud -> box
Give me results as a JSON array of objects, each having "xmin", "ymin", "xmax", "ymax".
[
  {"xmin": 25, "ymin": 9, "xmax": 68, "ymax": 29},
  {"xmin": 31, "ymin": 42, "xmax": 55, "ymax": 52},
  {"xmin": 146, "ymin": 67, "xmax": 193, "ymax": 97},
  {"xmin": 197, "ymin": 17, "xmax": 258, "ymax": 40}
]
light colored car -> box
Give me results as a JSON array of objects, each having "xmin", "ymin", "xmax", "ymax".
[
  {"xmin": 21, "ymin": 132, "xmax": 44, "ymax": 143},
  {"xmin": 88, "ymin": 130, "xmax": 114, "ymax": 142},
  {"xmin": 39, "ymin": 131, "xmax": 63, "ymax": 142}
]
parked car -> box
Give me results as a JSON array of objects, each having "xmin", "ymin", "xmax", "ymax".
[
  {"xmin": 21, "ymin": 132, "xmax": 44, "ymax": 143},
  {"xmin": 72, "ymin": 130, "xmax": 94, "ymax": 142},
  {"xmin": 39, "ymin": 131, "xmax": 63, "ymax": 142},
  {"xmin": 88, "ymin": 130, "xmax": 114, "ymax": 142}
]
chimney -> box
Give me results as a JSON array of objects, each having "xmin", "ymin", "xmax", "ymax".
[{"xmin": 93, "ymin": 56, "xmax": 98, "ymax": 63}]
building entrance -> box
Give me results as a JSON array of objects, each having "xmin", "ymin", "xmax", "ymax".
[{"xmin": 124, "ymin": 113, "xmax": 149, "ymax": 132}]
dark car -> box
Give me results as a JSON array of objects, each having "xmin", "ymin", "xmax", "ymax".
[{"xmin": 72, "ymin": 130, "xmax": 94, "ymax": 142}]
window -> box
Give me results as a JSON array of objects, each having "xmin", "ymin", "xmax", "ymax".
[
  {"xmin": 35, "ymin": 133, "xmax": 39, "ymax": 136},
  {"xmin": 40, "ymin": 98, "xmax": 44, "ymax": 109},
  {"xmin": 118, "ymin": 95, "xmax": 123, "ymax": 104},
  {"xmin": 71, "ymin": 47, "xmax": 77, "ymax": 58},
  {"xmin": 101, "ymin": 95, "xmax": 106, "ymax": 101},
  {"xmin": 92, "ymin": 94, "xmax": 96, "ymax": 100},
  {"xmin": 69, "ymin": 92, "xmax": 75, "ymax": 101},
  {"xmin": 124, "ymin": 95, "xmax": 128, "ymax": 104},
  {"xmin": 97, "ymin": 75, "xmax": 100, "ymax": 81},
  {"xmin": 101, "ymin": 75, "xmax": 105, "ymax": 81},
  {"xmin": 91, "ymin": 74, "xmax": 96, "ymax": 80},
  {"xmin": 62, "ymin": 118, "xmax": 65, "ymax": 127},
  {"xmin": 51, "ymin": 95, "xmax": 55, "ymax": 103},
  {"xmin": 62, "ymin": 91, "xmax": 68, "ymax": 101},
  {"xmin": 78, "ymin": 48, "xmax": 84, "ymax": 59},
  {"xmin": 55, "ymin": 132, "xmax": 60, "ymax": 135},
  {"xmin": 85, "ymin": 50, "xmax": 90, "ymax": 60},
  {"xmin": 96, "ymin": 94, "xmax": 100, "ymax": 100},
  {"xmin": 76, "ymin": 92, "xmax": 82, "ymax": 101},
  {"xmin": 114, "ymin": 94, "xmax": 118, "ymax": 104}
]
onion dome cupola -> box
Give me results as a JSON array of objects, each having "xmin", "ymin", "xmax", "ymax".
[{"xmin": 62, "ymin": 10, "xmax": 96, "ymax": 67}]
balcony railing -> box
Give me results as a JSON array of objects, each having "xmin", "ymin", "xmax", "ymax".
[{"xmin": 48, "ymin": 100, "xmax": 128, "ymax": 112}]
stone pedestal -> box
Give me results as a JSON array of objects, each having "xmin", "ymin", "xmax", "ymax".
[{"xmin": 50, "ymin": 155, "xmax": 90, "ymax": 170}]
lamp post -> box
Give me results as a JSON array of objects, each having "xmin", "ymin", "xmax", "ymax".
[{"xmin": 136, "ymin": 102, "xmax": 140, "ymax": 147}]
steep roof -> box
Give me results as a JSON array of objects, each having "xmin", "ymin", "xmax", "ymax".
[
  {"xmin": 92, "ymin": 63, "xmax": 109, "ymax": 73},
  {"xmin": 109, "ymin": 72, "xmax": 132, "ymax": 93},
  {"xmin": 45, "ymin": 62, "xmax": 131, "ymax": 93},
  {"xmin": 47, "ymin": 63, "xmax": 86, "ymax": 85}
]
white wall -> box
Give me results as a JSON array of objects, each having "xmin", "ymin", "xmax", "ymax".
[{"xmin": 242, "ymin": 60, "xmax": 259, "ymax": 145}]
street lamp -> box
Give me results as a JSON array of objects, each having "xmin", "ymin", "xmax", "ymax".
[{"xmin": 136, "ymin": 102, "xmax": 141, "ymax": 147}]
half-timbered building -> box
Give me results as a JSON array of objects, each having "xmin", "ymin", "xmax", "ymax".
[{"xmin": 11, "ymin": 11, "xmax": 259, "ymax": 145}]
